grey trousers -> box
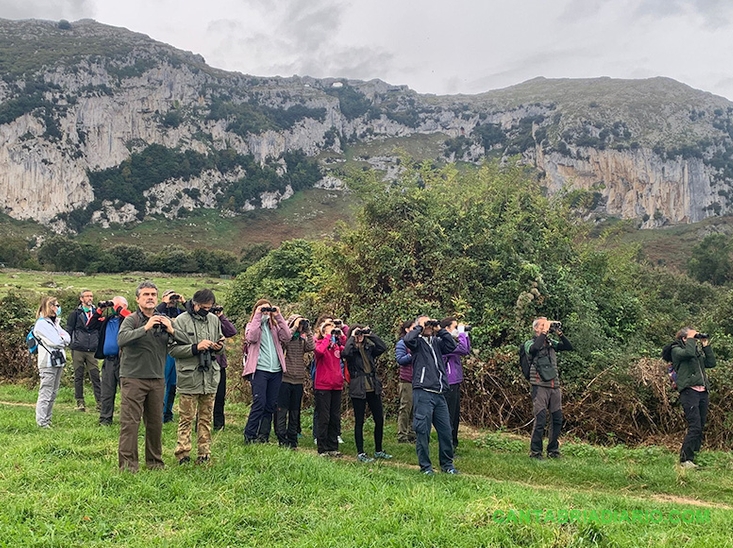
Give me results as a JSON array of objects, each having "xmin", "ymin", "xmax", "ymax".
[
  {"xmin": 36, "ymin": 366, "xmax": 64, "ymax": 426},
  {"xmin": 72, "ymin": 350, "xmax": 101, "ymax": 403}
]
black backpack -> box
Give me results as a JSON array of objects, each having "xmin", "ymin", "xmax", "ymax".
[
  {"xmin": 661, "ymin": 340, "xmax": 679, "ymax": 390},
  {"xmin": 518, "ymin": 342, "xmax": 531, "ymax": 380}
]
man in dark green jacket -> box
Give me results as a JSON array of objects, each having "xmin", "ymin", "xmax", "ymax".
[{"xmin": 671, "ymin": 327, "xmax": 715, "ymax": 468}]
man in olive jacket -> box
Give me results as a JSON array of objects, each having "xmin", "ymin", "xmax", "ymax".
[
  {"xmin": 671, "ymin": 327, "xmax": 715, "ymax": 468},
  {"xmin": 168, "ymin": 289, "xmax": 224, "ymax": 465}
]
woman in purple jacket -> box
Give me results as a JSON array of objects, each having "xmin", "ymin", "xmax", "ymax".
[
  {"xmin": 242, "ymin": 299, "xmax": 291, "ymax": 443},
  {"xmin": 213, "ymin": 308, "xmax": 238, "ymax": 431},
  {"xmin": 440, "ymin": 317, "xmax": 471, "ymax": 450}
]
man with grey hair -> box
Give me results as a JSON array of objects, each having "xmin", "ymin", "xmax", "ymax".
[
  {"xmin": 524, "ymin": 317, "xmax": 573, "ymax": 459},
  {"xmin": 66, "ymin": 288, "xmax": 102, "ymax": 412},
  {"xmin": 117, "ymin": 282, "xmax": 175, "ymax": 472},
  {"xmin": 88, "ymin": 296, "xmax": 131, "ymax": 426}
]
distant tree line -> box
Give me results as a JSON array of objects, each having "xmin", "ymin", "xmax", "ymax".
[{"xmin": 0, "ymin": 236, "xmax": 271, "ymax": 276}]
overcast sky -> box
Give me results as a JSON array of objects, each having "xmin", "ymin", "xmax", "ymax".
[{"xmin": 4, "ymin": 0, "xmax": 733, "ymax": 100}]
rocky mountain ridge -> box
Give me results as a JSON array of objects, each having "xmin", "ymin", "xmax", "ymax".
[{"xmin": 2, "ymin": 18, "xmax": 733, "ymax": 231}]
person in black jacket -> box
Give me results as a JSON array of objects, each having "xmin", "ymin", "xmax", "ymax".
[
  {"xmin": 66, "ymin": 289, "xmax": 102, "ymax": 412},
  {"xmin": 342, "ymin": 325, "xmax": 391, "ymax": 463},
  {"xmin": 524, "ymin": 317, "xmax": 573, "ymax": 459},
  {"xmin": 156, "ymin": 289, "xmax": 186, "ymax": 422},
  {"xmin": 87, "ymin": 297, "xmax": 131, "ymax": 425},
  {"xmin": 404, "ymin": 315, "xmax": 458, "ymax": 475}
]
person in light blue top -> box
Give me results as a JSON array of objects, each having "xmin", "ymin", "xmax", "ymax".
[{"xmin": 242, "ymin": 298, "xmax": 291, "ymax": 443}]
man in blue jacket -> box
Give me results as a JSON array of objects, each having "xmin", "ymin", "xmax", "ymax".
[{"xmin": 404, "ymin": 315, "xmax": 459, "ymax": 475}]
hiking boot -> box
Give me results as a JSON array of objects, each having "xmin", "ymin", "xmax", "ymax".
[
  {"xmin": 178, "ymin": 456, "xmax": 191, "ymax": 465},
  {"xmin": 374, "ymin": 451, "xmax": 392, "ymax": 460},
  {"xmin": 547, "ymin": 451, "xmax": 562, "ymax": 459},
  {"xmin": 529, "ymin": 452, "xmax": 545, "ymax": 460},
  {"xmin": 76, "ymin": 399, "xmax": 86, "ymax": 412},
  {"xmin": 195, "ymin": 455, "xmax": 210, "ymax": 465},
  {"xmin": 357, "ymin": 453, "xmax": 375, "ymax": 463},
  {"xmin": 328, "ymin": 451, "xmax": 343, "ymax": 458}
]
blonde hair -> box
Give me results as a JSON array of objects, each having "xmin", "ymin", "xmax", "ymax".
[{"xmin": 37, "ymin": 296, "xmax": 58, "ymax": 319}]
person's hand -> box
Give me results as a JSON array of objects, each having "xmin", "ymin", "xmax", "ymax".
[
  {"xmin": 197, "ymin": 339, "xmax": 215, "ymax": 351},
  {"xmin": 701, "ymin": 338, "xmax": 710, "ymax": 347},
  {"xmin": 145, "ymin": 315, "xmax": 162, "ymax": 331},
  {"xmin": 157, "ymin": 315, "xmax": 174, "ymax": 334}
]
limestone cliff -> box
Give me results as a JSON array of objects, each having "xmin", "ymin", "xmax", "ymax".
[{"xmin": 1, "ymin": 19, "xmax": 733, "ymax": 231}]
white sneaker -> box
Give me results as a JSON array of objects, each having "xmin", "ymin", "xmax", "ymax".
[
  {"xmin": 338, "ymin": 436, "xmax": 344, "ymax": 444},
  {"xmin": 680, "ymin": 460, "xmax": 698, "ymax": 469}
]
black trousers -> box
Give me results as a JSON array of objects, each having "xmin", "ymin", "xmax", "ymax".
[
  {"xmin": 351, "ymin": 391, "xmax": 384, "ymax": 454},
  {"xmin": 314, "ymin": 389, "xmax": 341, "ymax": 453},
  {"xmin": 679, "ymin": 388, "xmax": 709, "ymax": 463},
  {"xmin": 213, "ymin": 367, "xmax": 227, "ymax": 430},
  {"xmin": 445, "ymin": 383, "xmax": 461, "ymax": 448},
  {"xmin": 99, "ymin": 355, "xmax": 120, "ymax": 424},
  {"xmin": 275, "ymin": 382, "xmax": 304, "ymax": 447}
]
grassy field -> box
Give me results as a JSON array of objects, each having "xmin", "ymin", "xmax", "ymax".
[
  {"xmin": 0, "ymin": 270, "xmax": 234, "ymax": 307},
  {"xmin": 0, "ymin": 383, "xmax": 731, "ymax": 547}
]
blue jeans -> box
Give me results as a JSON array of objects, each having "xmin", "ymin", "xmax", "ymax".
[
  {"xmin": 412, "ymin": 388, "xmax": 454, "ymax": 472},
  {"xmin": 244, "ymin": 370, "xmax": 282, "ymax": 442},
  {"xmin": 163, "ymin": 355, "xmax": 177, "ymax": 422}
]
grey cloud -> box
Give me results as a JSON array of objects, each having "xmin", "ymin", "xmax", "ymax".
[
  {"xmin": 0, "ymin": 0, "xmax": 94, "ymax": 21},
  {"xmin": 635, "ymin": 0, "xmax": 733, "ymax": 27}
]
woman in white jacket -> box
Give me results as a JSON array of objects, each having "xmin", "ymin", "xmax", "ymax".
[{"xmin": 34, "ymin": 296, "xmax": 71, "ymax": 427}]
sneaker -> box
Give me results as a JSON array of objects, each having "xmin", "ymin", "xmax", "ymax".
[
  {"xmin": 529, "ymin": 452, "xmax": 545, "ymax": 460},
  {"xmin": 422, "ymin": 468, "xmax": 435, "ymax": 475},
  {"xmin": 195, "ymin": 455, "xmax": 210, "ymax": 465},
  {"xmin": 338, "ymin": 436, "xmax": 344, "ymax": 444},
  {"xmin": 374, "ymin": 451, "xmax": 392, "ymax": 460},
  {"xmin": 98, "ymin": 420, "xmax": 112, "ymax": 426},
  {"xmin": 547, "ymin": 451, "xmax": 562, "ymax": 459},
  {"xmin": 328, "ymin": 451, "xmax": 343, "ymax": 458},
  {"xmin": 680, "ymin": 460, "xmax": 698, "ymax": 469},
  {"xmin": 444, "ymin": 467, "xmax": 460, "ymax": 475},
  {"xmin": 357, "ymin": 453, "xmax": 375, "ymax": 463},
  {"xmin": 76, "ymin": 400, "xmax": 86, "ymax": 412},
  {"xmin": 178, "ymin": 456, "xmax": 191, "ymax": 465}
]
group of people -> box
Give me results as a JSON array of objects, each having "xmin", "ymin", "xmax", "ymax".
[{"xmin": 32, "ymin": 284, "xmax": 714, "ymax": 473}]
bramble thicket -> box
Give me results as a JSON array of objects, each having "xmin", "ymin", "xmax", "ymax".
[{"xmin": 3, "ymin": 161, "xmax": 733, "ymax": 447}]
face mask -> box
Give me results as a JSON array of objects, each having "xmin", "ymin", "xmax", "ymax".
[
  {"xmin": 56, "ymin": 306, "xmax": 62, "ymax": 317},
  {"xmin": 451, "ymin": 329, "xmax": 460, "ymax": 338},
  {"xmin": 197, "ymin": 308, "xmax": 210, "ymax": 318}
]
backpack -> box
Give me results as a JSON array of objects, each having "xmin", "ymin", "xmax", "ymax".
[
  {"xmin": 518, "ymin": 342, "xmax": 531, "ymax": 380},
  {"xmin": 26, "ymin": 328, "xmax": 39, "ymax": 355},
  {"xmin": 661, "ymin": 340, "xmax": 679, "ymax": 390}
]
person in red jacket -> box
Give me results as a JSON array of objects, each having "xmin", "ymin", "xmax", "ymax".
[{"xmin": 313, "ymin": 319, "xmax": 346, "ymax": 456}]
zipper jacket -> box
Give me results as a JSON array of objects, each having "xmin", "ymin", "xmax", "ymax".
[{"xmin": 404, "ymin": 326, "xmax": 456, "ymax": 393}]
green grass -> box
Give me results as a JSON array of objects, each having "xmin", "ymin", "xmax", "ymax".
[
  {"xmin": 0, "ymin": 271, "xmax": 233, "ymax": 305},
  {"xmin": 0, "ymin": 383, "xmax": 731, "ymax": 547}
]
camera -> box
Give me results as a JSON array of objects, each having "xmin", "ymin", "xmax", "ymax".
[
  {"xmin": 260, "ymin": 306, "xmax": 277, "ymax": 313},
  {"xmin": 299, "ymin": 318, "xmax": 310, "ymax": 331},
  {"xmin": 460, "ymin": 324, "xmax": 473, "ymax": 332},
  {"xmin": 424, "ymin": 319, "xmax": 440, "ymax": 328},
  {"xmin": 331, "ymin": 327, "xmax": 343, "ymax": 337},
  {"xmin": 548, "ymin": 321, "xmax": 562, "ymax": 334},
  {"xmin": 694, "ymin": 333, "xmax": 710, "ymax": 339},
  {"xmin": 198, "ymin": 349, "xmax": 212, "ymax": 372},
  {"xmin": 211, "ymin": 305, "xmax": 224, "ymax": 314},
  {"xmin": 97, "ymin": 300, "xmax": 114, "ymax": 309},
  {"xmin": 50, "ymin": 349, "xmax": 66, "ymax": 367}
]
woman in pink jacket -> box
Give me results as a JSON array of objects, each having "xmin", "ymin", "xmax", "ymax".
[
  {"xmin": 313, "ymin": 319, "xmax": 346, "ymax": 456},
  {"xmin": 242, "ymin": 299, "xmax": 291, "ymax": 443}
]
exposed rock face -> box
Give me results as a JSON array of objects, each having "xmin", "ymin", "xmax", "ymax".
[
  {"xmin": 1, "ymin": 19, "xmax": 733, "ymax": 231},
  {"xmin": 535, "ymin": 147, "xmax": 715, "ymax": 226}
]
